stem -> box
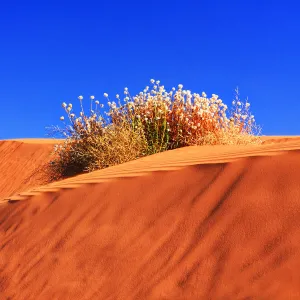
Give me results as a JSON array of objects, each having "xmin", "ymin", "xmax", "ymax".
[{"xmin": 80, "ymin": 100, "xmax": 84, "ymax": 115}]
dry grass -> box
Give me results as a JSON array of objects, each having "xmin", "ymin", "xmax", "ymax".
[{"xmin": 46, "ymin": 80, "xmax": 262, "ymax": 180}]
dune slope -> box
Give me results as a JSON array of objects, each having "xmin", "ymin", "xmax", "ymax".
[
  {"xmin": 1, "ymin": 148, "xmax": 300, "ymax": 299},
  {"xmin": 2, "ymin": 136, "xmax": 300, "ymax": 204},
  {"xmin": 0, "ymin": 140, "xmax": 54, "ymax": 199}
]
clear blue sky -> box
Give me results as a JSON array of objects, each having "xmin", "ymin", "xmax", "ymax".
[{"xmin": 1, "ymin": 0, "xmax": 299, "ymax": 139}]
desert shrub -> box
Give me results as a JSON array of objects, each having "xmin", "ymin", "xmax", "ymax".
[
  {"xmin": 47, "ymin": 121, "xmax": 147, "ymax": 181},
  {"xmin": 47, "ymin": 80, "xmax": 262, "ymax": 180}
]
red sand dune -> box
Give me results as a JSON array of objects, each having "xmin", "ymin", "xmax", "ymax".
[
  {"xmin": 1, "ymin": 136, "xmax": 300, "ymax": 299},
  {"xmin": 0, "ymin": 140, "xmax": 55, "ymax": 200}
]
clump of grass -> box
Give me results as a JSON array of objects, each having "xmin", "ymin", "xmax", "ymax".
[
  {"xmin": 47, "ymin": 107, "xmax": 147, "ymax": 181},
  {"xmin": 47, "ymin": 79, "xmax": 262, "ymax": 181}
]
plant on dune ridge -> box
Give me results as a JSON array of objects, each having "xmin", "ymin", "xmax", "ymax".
[
  {"xmin": 47, "ymin": 79, "xmax": 262, "ymax": 180},
  {"xmin": 46, "ymin": 105, "xmax": 147, "ymax": 180}
]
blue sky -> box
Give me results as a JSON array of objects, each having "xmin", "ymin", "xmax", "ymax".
[{"xmin": 1, "ymin": 0, "xmax": 299, "ymax": 139}]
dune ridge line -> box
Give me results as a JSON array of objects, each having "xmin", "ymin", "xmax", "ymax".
[{"xmin": 1, "ymin": 136, "xmax": 300, "ymax": 204}]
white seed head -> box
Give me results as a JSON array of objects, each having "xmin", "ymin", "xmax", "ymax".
[
  {"xmin": 178, "ymin": 84, "xmax": 183, "ymax": 89},
  {"xmin": 150, "ymin": 79, "xmax": 155, "ymax": 84},
  {"xmin": 78, "ymin": 95, "xmax": 83, "ymax": 100},
  {"xmin": 62, "ymin": 102, "xmax": 67, "ymax": 108},
  {"xmin": 60, "ymin": 116, "xmax": 65, "ymax": 120},
  {"xmin": 104, "ymin": 93, "xmax": 108, "ymax": 98},
  {"xmin": 90, "ymin": 95, "xmax": 95, "ymax": 100},
  {"xmin": 67, "ymin": 106, "xmax": 72, "ymax": 111},
  {"xmin": 116, "ymin": 94, "xmax": 120, "ymax": 99},
  {"xmin": 95, "ymin": 100, "xmax": 100, "ymax": 105}
]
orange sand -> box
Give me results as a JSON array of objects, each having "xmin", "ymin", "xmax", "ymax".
[
  {"xmin": 1, "ymin": 136, "xmax": 300, "ymax": 299},
  {"xmin": 0, "ymin": 140, "xmax": 54, "ymax": 199}
]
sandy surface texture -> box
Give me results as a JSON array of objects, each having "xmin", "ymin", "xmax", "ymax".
[
  {"xmin": 1, "ymin": 136, "xmax": 300, "ymax": 299},
  {"xmin": 0, "ymin": 140, "xmax": 54, "ymax": 199}
]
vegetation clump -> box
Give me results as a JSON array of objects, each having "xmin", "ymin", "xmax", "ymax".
[{"xmin": 47, "ymin": 79, "xmax": 262, "ymax": 180}]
